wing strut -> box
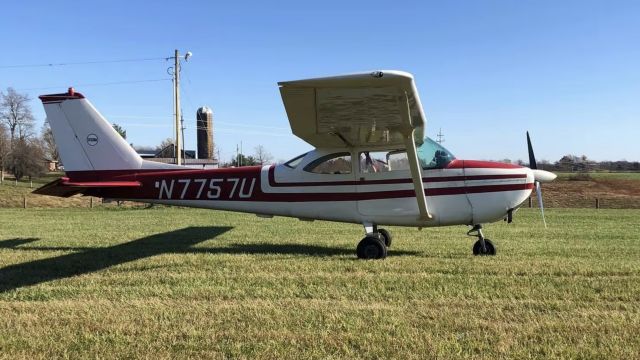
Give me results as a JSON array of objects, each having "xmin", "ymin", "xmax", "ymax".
[{"xmin": 400, "ymin": 94, "xmax": 432, "ymax": 220}]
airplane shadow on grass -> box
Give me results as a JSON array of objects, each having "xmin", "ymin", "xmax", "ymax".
[{"xmin": 0, "ymin": 227, "xmax": 419, "ymax": 293}]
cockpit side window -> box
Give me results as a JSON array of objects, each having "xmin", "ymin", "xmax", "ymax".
[
  {"xmin": 303, "ymin": 152, "xmax": 352, "ymax": 174},
  {"xmin": 359, "ymin": 150, "xmax": 409, "ymax": 173},
  {"xmin": 283, "ymin": 152, "xmax": 308, "ymax": 169}
]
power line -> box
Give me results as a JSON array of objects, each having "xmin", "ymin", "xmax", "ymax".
[
  {"xmin": 107, "ymin": 114, "xmax": 290, "ymax": 131},
  {"xmin": 18, "ymin": 78, "xmax": 171, "ymax": 91},
  {"xmin": 117, "ymin": 122, "xmax": 289, "ymax": 137},
  {"xmin": 0, "ymin": 56, "xmax": 167, "ymax": 69}
]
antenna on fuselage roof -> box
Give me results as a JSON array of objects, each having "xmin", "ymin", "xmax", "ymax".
[{"xmin": 436, "ymin": 128, "xmax": 445, "ymax": 144}]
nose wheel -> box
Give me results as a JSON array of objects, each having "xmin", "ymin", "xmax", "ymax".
[{"xmin": 467, "ymin": 224, "xmax": 496, "ymax": 256}]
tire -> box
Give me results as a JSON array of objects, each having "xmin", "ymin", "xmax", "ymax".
[
  {"xmin": 356, "ymin": 236, "xmax": 387, "ymax": 259},
  {"xmin": 378, "ymin": 228, "xmax": 392, "ymax": 248},
  {"xmin": 472, "ymin": 239, "xmax": 496, "ymax": 256}
]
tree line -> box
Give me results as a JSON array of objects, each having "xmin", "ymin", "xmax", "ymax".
[{"xmin": 500, "ymin": 154, "xmax": 639, "ymax": 172}]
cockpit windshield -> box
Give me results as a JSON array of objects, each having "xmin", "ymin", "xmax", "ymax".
[{"xmin": 417, "ymin": 137, "xmax": 455, "ymax": 169}]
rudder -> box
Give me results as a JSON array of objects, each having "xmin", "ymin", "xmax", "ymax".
[{"xmin": 39, "ymin": 88, "xmax": 143, "ymax": 171}]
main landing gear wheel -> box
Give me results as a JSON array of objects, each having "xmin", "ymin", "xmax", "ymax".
[
  {"xmin": 378, "ymin": 228, "xmax": 392, "ymax": 248},
  {"xmin": 467, "ymin": 224, "xmax": 497, "ymax": 256},
  {"xmin": 472, "ymin": 238, "xmax": 496, "ymax": 256},
  {"xmin": 356, "ymin": 236, "xmax": 387, "ymax": 260}
]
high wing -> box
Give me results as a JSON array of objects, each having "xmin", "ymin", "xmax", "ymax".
[
  {"xmin": 279, "ymin": 70, "xmax": 432, "ymax": 220},
  {"xmin": 278, "ymin": 70, "xmax": 426, "ymax": 149}
]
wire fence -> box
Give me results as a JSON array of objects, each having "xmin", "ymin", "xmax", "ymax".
[
  {"xmin": 528, "ymin": 196, "xmax": 640, "ymax": 209},
  {"xmin": 2, "ymin": 174, "xmax": 639, "ymax": 209}
]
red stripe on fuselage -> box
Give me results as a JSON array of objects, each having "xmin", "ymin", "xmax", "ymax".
[
  {"xmin": 447, "ymin": 159, "xmax": 523, "ymax": 169},
  {"xmin": 64, "ymin": 164, "xmax": 531, "ymax": 202}
]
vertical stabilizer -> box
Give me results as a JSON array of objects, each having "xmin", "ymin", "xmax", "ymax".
[{"xmin": 39, "ymin": 89, "xmax": 143, "ymax": 171}]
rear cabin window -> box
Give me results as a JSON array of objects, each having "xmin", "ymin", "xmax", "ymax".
[{"xmin": 304, "ymin": 153, "xmax": 352, "ymax": 174}]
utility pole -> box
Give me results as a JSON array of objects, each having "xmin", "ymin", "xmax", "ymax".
[
  {"xmin": 180, "ymin": 113, "xmax": 186, "ymax": 162},
  {"xmin": 436, "ymin": 128, "xmax": 445, "ymax": 144},
  {"xmin": 168, "ymin": 49, "xmax": 192, "ymax": 166},
  {"xmin": 174, "ymin": 49, "xmax": 181, "ymax": 165}
]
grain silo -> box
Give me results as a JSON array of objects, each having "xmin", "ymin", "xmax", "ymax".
[{"xmin": 196, "ymin": 106, "xmax": 214, "ymax": 159}]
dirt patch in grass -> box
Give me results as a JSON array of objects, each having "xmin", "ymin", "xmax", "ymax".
[{"xmin": 534, "ymin": 177, "xmax": 640, "ymax": 208}]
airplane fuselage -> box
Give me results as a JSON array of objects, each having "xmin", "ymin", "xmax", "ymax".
[{"xmin": 72, "ymin": 155, "xmax": 534, "ymax": 227}]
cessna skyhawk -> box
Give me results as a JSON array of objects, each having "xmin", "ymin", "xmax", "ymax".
[{"xmin": 35, "ymin": 71, "xmax": 556, "ymax": 259}]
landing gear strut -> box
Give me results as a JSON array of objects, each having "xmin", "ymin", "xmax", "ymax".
[
  {"xmin": 467, "ymin": 224, "xmax": 496, "ymax": 256},
  {"xmin": 356, "ymin": 223, "xmax": 392, "ymax": 259}
]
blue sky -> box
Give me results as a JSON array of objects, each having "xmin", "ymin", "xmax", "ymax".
[{"xmin": 1, "ymin": 0, "xmax": 638, "ymax": 162}]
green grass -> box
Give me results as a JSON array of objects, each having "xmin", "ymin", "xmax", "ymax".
[{"xmin": 0, "ymin": 207, "xmax": 639, "ymax": 359}]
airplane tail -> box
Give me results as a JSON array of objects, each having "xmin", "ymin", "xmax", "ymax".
[
  {"xmin": 35, "ymin": 88, "xmax": 182, "ymax": 197},
  {"xmin": 39, "ymin": 88, "xmax": 143, "ymax": 172}
]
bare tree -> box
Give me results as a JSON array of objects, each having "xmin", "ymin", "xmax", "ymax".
[
  {"xmin": 0, "ymin": 124, "xmax": 9, "ymax": 181},
  {"xmin": 253, "ymin": 145, "xmax": 273, "ymax": 165},
  {"xmin": 153, "ymin": 137, "xmax": 176, "ymax": 158},
  {"xmin": 156, "ymin": 138, "xmax": 174, "ymax": 152},
  {"xmin": 0, "ymin": 88, "xmax": 35, "ymax": 144},
  {"xmin": 6, "ymin": 138, "xmax": 46, "ymax": 181},
  {"xmin": 41, "ymin": 121, "xmax": 59, "ymax": 162}
]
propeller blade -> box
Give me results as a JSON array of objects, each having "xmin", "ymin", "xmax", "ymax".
[
  {"xmin": 526, "ymin": 131, "xmax": 537, "ymax": 170},
  {"xmin": 535, "ymin": 181, "xmax": 547, "ymax": 229}
]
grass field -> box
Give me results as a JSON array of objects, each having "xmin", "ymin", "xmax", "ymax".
[{"xmin": 1, "ymin": 207, "xmax": 639, "ymax": 358}]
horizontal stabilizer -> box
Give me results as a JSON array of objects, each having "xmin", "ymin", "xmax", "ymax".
[
  {"xmin": 60, "ymin": 179, "xmax": 142, "ymax": 187},
  {"xmin": 33, "ymin": 179, "xmax": 83, "ymax": 197},
  {"xmin": 33, "ymin": 178, "xmax": 141, "ymax": 198}
]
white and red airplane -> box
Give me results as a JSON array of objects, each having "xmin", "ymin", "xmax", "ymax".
[{"xmin": 35, "ymin": 71, "xmax": 556, "ymax": 259}]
